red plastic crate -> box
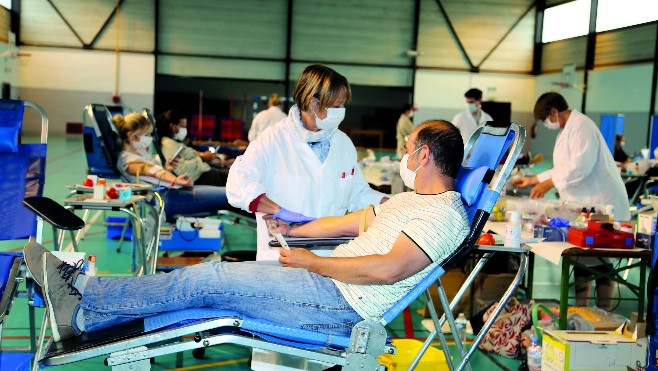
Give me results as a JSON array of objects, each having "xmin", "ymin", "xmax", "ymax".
[
  {"xmin": 190, "ymin": 114, "xmax": 216, "ymax": 140},
  {"xmin": 220, "ymin": 119, "xmax": 244, "ymax": 141}
]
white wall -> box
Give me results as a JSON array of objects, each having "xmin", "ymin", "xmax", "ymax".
[
  {"xmin": 0, "ymin": 35, "xmax": 20, "ymax": 97},
  {"xmin": 413, "ymin": 69, "xmax": 536, "ymax": 151},
  {"xmin": 17, "ymin": 47, "xmax": 155, "ymax": 135}
]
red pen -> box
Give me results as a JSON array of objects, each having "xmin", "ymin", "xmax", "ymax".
[
  {"xmin": 341, "ymin": 172, "xmax": 345, "ymax": 178},
  {"xmin": 351, "ymin": 167, "xmax": 355, "ymax": 175}
]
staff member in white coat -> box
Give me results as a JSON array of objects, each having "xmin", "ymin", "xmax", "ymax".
[
  {"xmin": 512, "ymin": 92, "xmax": 630, "ymax": 310},
  {"xmin": 248, "ymin": 93, "xmax": 287, "ymax": 142},
  {"xmin": 227, "ymin": 64, "xmax": 387, "ymax": 261},
  {"xmin": 452, "ymin": 88, "xmax": 493, "ymax": 146}
]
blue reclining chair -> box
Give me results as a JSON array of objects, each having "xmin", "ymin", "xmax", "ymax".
[
  {"xmin": 0, "ymin": 99, "xmax": 85, "ymax": 371},
  {"xmin": 35, "ymin": 122, "xmax": 526, "ymax": 371}
]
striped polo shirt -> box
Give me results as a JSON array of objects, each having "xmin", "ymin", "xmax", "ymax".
[{"xmin": 330, "ymin": 191, "xmax": 469, "ymax": 320}]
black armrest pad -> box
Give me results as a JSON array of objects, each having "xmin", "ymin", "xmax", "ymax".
[{"xmin": 23, "ymin": 196, "xmax": 85, "ymax": 231}]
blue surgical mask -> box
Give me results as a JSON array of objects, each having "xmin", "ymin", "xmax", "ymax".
[{"xmin": 468, "ymin": 103, "xmax": 478, "ymax": 113}]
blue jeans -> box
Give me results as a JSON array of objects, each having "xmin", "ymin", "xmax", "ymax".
[
  {"xmin": 159, "ymin": 186, "xmax": 228, "ymax": 220},
  {"xmin": 82, "ymin": 261, "xmax": 363, "ymax": 337}
]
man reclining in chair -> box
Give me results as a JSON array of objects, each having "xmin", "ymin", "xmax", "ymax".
[{"xmin": 23, "ymin": 120, "xmax": 469, "ymax": 343}]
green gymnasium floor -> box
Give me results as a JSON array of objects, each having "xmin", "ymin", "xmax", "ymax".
[{"xmin": 0, "ymin": 135, "xmax": 641, "ymax": 370}]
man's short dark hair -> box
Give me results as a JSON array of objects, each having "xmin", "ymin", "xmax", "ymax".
[
  {"xmin": 534, "ymin": 92, "xmax": 568, "ymax": 120},
  {"xmin": 415, "ymin": 120, "xmax": 463, "ymax": 178},
  {"xmin": 464, "ymin": 88, "xmax": 483, "ymax": 101}
]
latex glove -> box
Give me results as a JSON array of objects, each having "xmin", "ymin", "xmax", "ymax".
[{"xmin": 272, "ymin": 208, "xmax": 316, "ymax": 223}]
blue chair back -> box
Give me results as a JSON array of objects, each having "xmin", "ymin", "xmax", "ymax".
[
  {"xmin": 0, "ymin": 100, "xmax": 48, "ymax": 240},
  {"xmin": 82, "ymin": 104, "xmax": 124, "ymax": 179}
]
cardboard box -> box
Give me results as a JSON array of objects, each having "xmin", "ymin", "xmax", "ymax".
[
  {"xmin": 541, "ymin": 329, "xmax": 645, "ymax": 371},
  {"xmin": 634, "ymin": 232, "xmax": 654, "ymax": 249},
  {"xmin": 637, "ymin": 211, "xmax": 657, "ymax": 235},
  {"xmin": 423, "ymin": 268, "xmax": 468, "ymax": 317}
]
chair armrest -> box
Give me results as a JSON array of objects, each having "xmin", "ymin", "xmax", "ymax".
[
  {"xmin": 23, "ymin": 196, "xmax": 85, "ymax": 231},
  {"xmin": 268, "ymin": 237, "xmax": 354, "ymax": 248}
]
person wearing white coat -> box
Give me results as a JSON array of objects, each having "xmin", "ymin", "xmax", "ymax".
[
  {"xmin": 227, "ymin": 64, "xmax": 387, "ymax": 261},
  {"xmin": 512, "ymin": 92, "xmax": 630, "ymax": 310},
  {"xmin": 248, "ymin": 93, "xmax": 287, "ymax": 142},
  {"xmin": 452, "ymin": 88, "xmax": 493, "ymax": 146}
]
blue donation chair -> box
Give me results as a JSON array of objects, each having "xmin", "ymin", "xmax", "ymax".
[
  {"xmin": 35, "ymin": 122, "xmax": 526, "ymax": 371},
  {"xmin": 0, "ymin": 99, "xmax": 85, "ymax": 371}
]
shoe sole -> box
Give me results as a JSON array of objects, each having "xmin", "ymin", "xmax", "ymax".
[{"xmin": 43, "ymin": 255, "xmax": 61, "ymax": 342}]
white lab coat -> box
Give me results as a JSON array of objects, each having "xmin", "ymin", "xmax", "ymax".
[
  {"xmin": 248, "ymin": 106, "xmax": 287, "ymax": 142},
  {"xmin": 227, "ymin": 106, "xmax": 386, "ymax": 260},
  {"xmin": 536, "ymin": 110, "xmax": 631, "ymax": 221},
  {"xmin": 452, "ymin": 109, "xmax": 493, "ymax": 146}
]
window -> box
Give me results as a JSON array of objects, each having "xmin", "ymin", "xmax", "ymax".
[
  {"xmin": 0, "ymin": 0, "xmax": 10, "ymax": 10},
  {"xmin": 542, "ymin": 0, "xmax": 591, "ymax": 43},
  {"xmin": 596, "ymin": 0, "xmax": 658, "ymax": 32}
]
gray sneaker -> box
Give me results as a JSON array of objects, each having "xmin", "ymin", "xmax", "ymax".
[
  {"xmin": 23, "ymin": 240, "xmax": 49, "ymax": 287},
  {"xmin": 42, "ymin": 252, "xmax": 85, "ymax": 342}
]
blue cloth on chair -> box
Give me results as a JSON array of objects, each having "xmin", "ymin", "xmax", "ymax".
[
  {"xmin": 0, "ymin": 144, "xmax": 47, "ymax": 240},
  {"xmin": 0, "ymin": 100, "xmax": 24, "ymax": 153}
]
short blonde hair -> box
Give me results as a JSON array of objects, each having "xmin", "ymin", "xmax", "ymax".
[
  {"xmin": 112, "ymin": 113, "xmax": 152, "ymax": 140},
  {"xmin": 293, "ymin": 64, "xmax": 352, "ymax": 111},
  {"xmin": 268, "ymin": 93, "xmax": 282, "ymax": 107}
]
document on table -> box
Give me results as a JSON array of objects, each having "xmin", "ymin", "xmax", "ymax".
[{"xmin": 525, "ymin": 241, "xmax": 574, "ymax": 265}]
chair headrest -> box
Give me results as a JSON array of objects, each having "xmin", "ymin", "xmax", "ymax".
[
  {"xmin": 0, "ymin": 100, "xmax": 24, "ymax": 153},
  {"xmin": 455, "ymin": 166, "xmax": 492, "ymax": 206}
]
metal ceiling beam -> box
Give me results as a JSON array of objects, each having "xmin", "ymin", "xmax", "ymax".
[
  {"xmin": 434, "ymin": 0, "xmax": 477, "ymax": 72},
  {"xmin": 581, "ymin": 0, "xmax": 598, "ymax": 113},
  {"xmin": 284, "ymin": 0, "xmax": 294, "ymax": 110},
  {"xmin": 647, "ymin": 22, "xmax": 658, "ymax": 147},
  {"xmin": 89, "ymin": 0, "xmax": 126, "ymax": 49},
  {"xmin": 46, "ymin": 0, "xmax": 85, "ymax": 47},
  {"xmin": 410, "ymin": 0, "xmax": 421, "ymax": 102},
  {"xmin": 532, "ymin": 0, "xmax": 545, "ymax": 75},
  {"xmin": 477, "ymin": 1, "xmax": 536, "ymax": 68}
]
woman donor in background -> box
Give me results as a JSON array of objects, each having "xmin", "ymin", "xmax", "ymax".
[
  {"xmin": 156, "ymin": 110, "xmax": 233, "ymax": 186},
  {"xmin": 113, "ymin": 113, "xmax": 229, "ymax": 221},
  {"xmin": 227, "ymin": 64, "xmax": 388, "ymax": 261}
]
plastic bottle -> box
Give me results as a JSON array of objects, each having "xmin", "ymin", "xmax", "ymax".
[
  {"xmin": 527, "ymin": 335, "xmax": 542, "ymax": 371},
  {"xmin": 86, "ymin": 255, "xmax": 97, "ymax": 276},
  {"xmin": 504, "ymin": 211, "xmax": 522, "ymax": 248},
  {"xmin": 455, "ymin": 313, "xmax": 467, "ymax": 343},
  {"xmin": 93, "ymin": 177, "xmax": 106, "ymax": 200}
]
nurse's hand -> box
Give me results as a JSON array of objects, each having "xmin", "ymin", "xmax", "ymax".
[
  {"xmin": 279, "ymin": 248, "xmax": 317, "ymax": 270},
  {"xmin": 530, "ymin": 179, "xmax": 555, "ymax": 198},
  {"xmin": 273, "ymin": 208, "xmax": 316, "ymax": 223},
  {"xmin": 511, "ymin": 176, "xmax": 538, "ymax": 189},
  {"xmin": 265, "ymin": 216, "xmax": 289, "ymax": 236}
]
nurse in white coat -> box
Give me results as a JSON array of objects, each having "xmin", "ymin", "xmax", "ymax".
[
  {"xmin": 452, "ymin": 88, "xmax": 493, "ymax": 146},
  {"xmin": 512, "ymin": 92, "xmax": 630, "ymax": 310},
  {"xmin": 227, "ymin": 64, "xmax": 387, "ymax": 261},
  {"xmin": 247, "ymin": 93, "xmax": 287, "ymax": 142}
]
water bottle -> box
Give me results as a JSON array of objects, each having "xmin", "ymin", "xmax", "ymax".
[
  {"xmin": 527, "ymin": 335, "xmax": 542, "ymax": 371},
  {"xmin": 85, "ymin": 255, "xmax": 97, "ymax": 276},
  {"xmin": 455, "ymin": 313, "xmax": 467, "ymax": 343}
]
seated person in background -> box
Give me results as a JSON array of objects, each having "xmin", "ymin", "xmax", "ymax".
[
  {"xmin": 112, "ymin": 113, "xmax": 229, "ymax": 221},
  {"xmin": 248, "ymin": 93, "xmax": 287, "ymax": 142},
  {"xmin": 156, "ymin": 110, "xmax": 233, "ymax": 186},
  {"xmin": 24, "ymin": 120, "xmax": 469, "ymax": 342},
  {"xmin": 613, "ymin": 134, "xmax": 630, "ymax": 171}
]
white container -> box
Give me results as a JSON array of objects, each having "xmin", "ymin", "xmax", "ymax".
[
  {"xmin": 92, "ymin": 184, "xmax": 106, "ymax": 200},
  {"xmin": 504, "ymin": 211, "xmax": 521, "ymax": 248}
]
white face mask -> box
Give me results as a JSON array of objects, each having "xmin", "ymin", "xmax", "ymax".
[
  {"xmin": 400, "ymin": 146, "xmax": 422, "ymax": 190},
  {"xmin": 173, "ymin": 127, "xmax": 187, "ymax": 141},
  {"xmin": 468, "ymin": 103, "xmax": 478, "ymax": 113},
  {"xmin": 133, "ymin": 135, "xmax": 153, "ymax": 151},
  {"xmin": 620, "ymin": 141, "xmax": 625, "ymax": 146},
  {"xmin": 313, "ymin": 104, "xmax": 345, "ymax": 131},
  {"xmin": 543, "ymin": 117, "xmax": 561, "ymax": 130},
  {"xmin": 408, "ymin": 111, "xmax": 414, "ymax": 118}
]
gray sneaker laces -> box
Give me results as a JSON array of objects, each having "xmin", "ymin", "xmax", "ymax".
[{"xmin": 57, "ymin": 259, "xmax": 84, "ymax": 300}]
